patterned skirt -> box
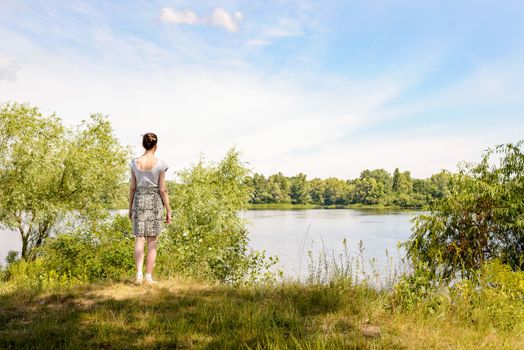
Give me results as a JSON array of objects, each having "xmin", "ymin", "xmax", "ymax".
[{"xmin": 132, "ymin": 186, "xmax": 164, "ymax": 237}]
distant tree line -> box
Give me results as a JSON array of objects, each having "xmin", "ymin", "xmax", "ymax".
[{"xmin": 245, "ymin": 168, "xmax": 454, "ymax": 208}]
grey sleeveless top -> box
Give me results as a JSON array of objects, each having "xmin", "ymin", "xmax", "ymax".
[{"xmin": 130, "ymin": 157, "xmax": 169, "ymax": 187}]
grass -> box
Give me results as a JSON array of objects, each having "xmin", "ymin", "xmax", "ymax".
[{"xmin": 1, "ymin": 275, "xmax": 522, "ymax": 349}]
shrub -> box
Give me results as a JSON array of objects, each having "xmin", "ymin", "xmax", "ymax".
[
  {"xmin": 405, "ymin": 141, "xmax": 524, "ymax": 280},
  {"xmin": 450, "ymin": 260, "xmax": 524, "ymax": 330},
  {"xmin": 34, "ymin": 214, "xmax": 135, "ymax": 282},
  {"xmin": 157, "ymin": 147, "xmax": 278, "ymax": 284}
]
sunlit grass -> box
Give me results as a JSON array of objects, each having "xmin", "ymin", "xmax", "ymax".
[
  {"xmin": 1, "ymin": 238, "xmax": 522, "ymax": 349},
  {"xmin": 1, "ymin": 273, "xmax": 522, "ymax": 349}
]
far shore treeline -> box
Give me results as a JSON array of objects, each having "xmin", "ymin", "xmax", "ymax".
[
  {"xmin": 113, "ymin": 169, "xmax": 452, "ymax": 210},
  {"xmin": 244, "ymin": 168, "xmax": 451, "ymax": 208}
]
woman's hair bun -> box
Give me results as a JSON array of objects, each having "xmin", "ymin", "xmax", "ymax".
[{"xmin": 142, "ymin": 132, "xmax": 158, "ymax": 150}]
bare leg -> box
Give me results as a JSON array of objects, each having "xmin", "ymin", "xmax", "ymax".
[
  {"xmin": 145, "ymin": 236, "xmax": 158, "ymax": 275},
  {"xmin": 134, "ymin": 236, "xmax": 145, "ymax": 274}
]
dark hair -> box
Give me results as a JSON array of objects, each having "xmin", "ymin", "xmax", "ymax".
[{"xmin": 142, "ymin": 132, "xmax": 158, "ymax": 150}]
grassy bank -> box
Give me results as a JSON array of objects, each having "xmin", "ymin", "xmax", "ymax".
[{"xmin": 0, "ymin": 276, "xmax": 521, "ymax": 349}]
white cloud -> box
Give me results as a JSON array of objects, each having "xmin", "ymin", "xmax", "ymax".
[
  {"xmin": 0, "ymin": 56, "xmax": 19, "ymax": 81},
  {"xmin": 234, "ymin": 11, "xmax": 243, "ymax": 22},
  {"xmin": 160, "ymin": 6, "xmax": 243, "ymax": 33},
  {"xmin": 160, "ymin": 6, "xmax": 198, "ymax": 25},
  {"xmin": 265, "ymin": 18, "xmax": 303, "ymax": 38},
  {"xmin": 245, "ymin": 17, "xmax": 305, "ymax": 49},
  {"xmin": 209, "ymin": 7, "xmax": 242, "ymax": 33},
  {"xmin": 246, "ymin": 39, "xmax": 272, "ymax": 48}
]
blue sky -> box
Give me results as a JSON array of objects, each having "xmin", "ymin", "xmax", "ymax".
[{"xmin": 0, "ymin": 0, "xmax": 523, "ymax": 179}]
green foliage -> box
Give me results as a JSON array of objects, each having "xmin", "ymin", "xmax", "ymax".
[
  {"xmin": 392, "ymin": 168, "xmax": 413, "ymax": 194},
  {"xmin": 352, "ymin": 177, "xmax": 386, "ymax": 205},
  {"xmin": 35, "ymin": 214, "xmax": 135, "ymax": 282},
  {"xmin": 289, "ymin": 173, "xmax": 311, "ymax": 204},
  {"xmin": 392, "ymin": 260, "xmax": 524, "ymax": 331},
  {"xmin": 322, "ymin": 177, "xmax": 351, "ymax": 205},
  {"xmin": 245, "ymin": 173, "xmax": 273, "ymax": 204},
  {"xmin": 391, "ymin": 261, "xmax": 445, "ymax": 313},
  {"xmin": 405, "ymin": 141, "xmax": 524, "ymax": 280},
  {"xmin": 361, "ymin": 168, "xmax": 393, "ymax": 192},
  {"xmin": 245, "ymin": 167, "xmax": 451, "ymax": 209},
  {"xmin": 5, "ymin": 250, "xmax": 19, "ymax": 266},
  {"xmin": 308, "ymin": 178, "xmax": 326, "ymax": 205},
  {"xmin": 450, "ymin": 260, "xmax": 524, "ymax": 330},
  {"xmin": 268, "ymin": 172, "xmax": 292, "ymax": 203},
  {"xmin": 2, "ymin": 214, "xmax": 134, "ymax": 290},
  {"xmin": 0, "ymin": 102, "xmax": 130, "ymax": 260},
  {"xmin": 157, "ymin": 147, "xmax": 278, "ymax": 284}
]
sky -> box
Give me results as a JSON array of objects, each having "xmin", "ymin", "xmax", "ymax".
[{"xmin": 0, "ymin": 0, "xmax": 523, "ymax": 180}]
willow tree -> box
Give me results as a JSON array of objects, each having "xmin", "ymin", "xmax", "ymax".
[{"xmin": 0, "ymin": 102, "xmax": 129, "ymax": 260}]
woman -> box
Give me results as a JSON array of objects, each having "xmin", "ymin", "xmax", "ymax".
[{"xmin": 129, "ymin": 132, "xmax": 172, "ymax": 285}]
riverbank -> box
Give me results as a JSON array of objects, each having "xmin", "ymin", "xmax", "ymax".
[
  {"xmin": 0, "ymin": 276, "xmax": 520, "ymax": 349},
  {"xmin": 247, "ymin": 203, "xmax": 425, "ymax": 210},
  {"xmin": 107, "ymin": 203, "xmax": 425, "ymax": 211}
]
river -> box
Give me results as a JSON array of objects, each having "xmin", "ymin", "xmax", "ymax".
[{"xmin": 0, "ymin": 209, "xmax": 418, "ymax": 282}]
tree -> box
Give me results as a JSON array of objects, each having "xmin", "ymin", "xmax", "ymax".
[
  {"xmin": 323, "ymin": 177, "xmax": 351, "ymax": 205},
  {"xmin": 289, "ymin": 173, "xmax": 311, "ymax": 204},
  {"xmin": 246, "ymin": 173, "xmax": 272, "ymax": 204},
  {"xmin": 392, "ymin": 168, "xmax": 413, "ymax": 194},
  {"xmin": 352, "ymin": 177, "xmax": 385, "ymax": 205},
  {"xmin": 405, "ymin": 141, "xmax": 524, "ymax": 280},
  {"xmin": 268, "ymin": 172, "xmax": 291, "ymax": 203},
  {"xmin": 428, "ymin": 170, "xmax": 453, "ymax": 199},
  {"xmin": 360, "ymin": 169, "xmax": 392, "ymax": 193},
  {"xmin": 309, "ymin": 178, "xmax": 326, "ymax": 205},
  {"xmin": 0, "ymin": 102, "xmax": 129, "ymax": 260}
]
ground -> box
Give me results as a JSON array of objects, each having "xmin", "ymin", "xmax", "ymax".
[{"xmin": 0, "ymin": 277, "xmax": 520, "ymax": 349}]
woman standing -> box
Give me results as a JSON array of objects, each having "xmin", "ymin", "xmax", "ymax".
[{"xmin": 129, "ymin": 132, "xmax": 172, "ymax": 285}]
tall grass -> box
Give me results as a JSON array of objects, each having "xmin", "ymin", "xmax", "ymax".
[
  {"xmin": 1, "ymin": 236, "xmax": 522, "ymax": 349},
  {"xmin": 304, "ymin": 238, "xmax": 409, "ymax": 291}
]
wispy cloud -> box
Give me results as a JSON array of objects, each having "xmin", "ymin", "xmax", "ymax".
[
  {"xmin": 244, "ymin": 16, "xmax": 308, "ymax": 49},
  {"xmin": 160, "ymin": 6, "xmax": 243, "ymax": 33},
  {"xmin": 0, "ymin": 56, "xmax": 19, "ymax": 81},
  {"xmin": 246, "ymin": 39, "xmax": 272, "ymax": 48},
  {"xmin": 265, "ymin": 18, "xmax": 304, "ymax": 38},
  {"xmin": 160, "ymin": 7, "xmax": 198, "ymax": 25},
  {"xmin": 209, "ymin": 7, "xmax": 243, "ymax": 33}
]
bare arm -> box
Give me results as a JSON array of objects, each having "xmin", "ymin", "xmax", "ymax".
[
  {"xmin": 159, "ymin": 170, "xmax": 172, "ymax": 224},
  {"xmin": 128, "ymin": 169, "xmax": 137, "ymax": 220}
]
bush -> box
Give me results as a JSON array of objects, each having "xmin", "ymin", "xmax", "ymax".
[
  {"xmin": 391, "ymin": 261, "xmax": 447, "ymax": 313},
  {"xmin": 157, "ymin": 147, "xmax": 278, "ymax": 284},
  {"xmin": 390, "ymin": 260, "xmax": 524, "ymax": 331},
  {"xmin": 405, "ymin": 141, "xmax": 524, "ymax": 280},
  {"xmin": 33, "ymin": 214, "xmax": 135, "ymax": 283},
  {"xmin": 450, "ymin": 260, "xmax": 524, "ymax": 330}
]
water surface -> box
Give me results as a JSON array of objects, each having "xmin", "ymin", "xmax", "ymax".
[
  {"xmin": 1, "ymin": 209, "xmax": 418, "ymax": 281},
  {"xmin": 243, "ymin": 209, "xmax": 416, "ymax": 281}
]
